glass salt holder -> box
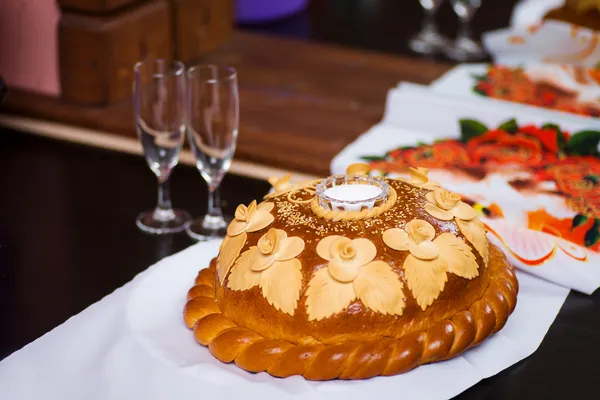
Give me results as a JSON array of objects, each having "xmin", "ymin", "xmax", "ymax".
[{"xmin": 315, "ymin": 175, "xmax": 390, "ymax": 212}]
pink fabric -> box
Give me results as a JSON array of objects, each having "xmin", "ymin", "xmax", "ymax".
[{"xmin": 0, "ymin": 0, "xmax": 60, "ymax": 96}]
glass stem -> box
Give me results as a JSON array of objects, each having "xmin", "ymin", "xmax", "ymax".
[
  {"xmin": 154, "ymin": 177, "xmax": 175, "ymax": 220},
  {"xmin": 423, "ymin": 10, "xmax": 438, "ymax": 35},
  {"xmin": 207, "ymin": 186, "xmax": 223, "ymax": 219},
  {"xmin": 458, "ymin": 19, "xmax": 471, "ymax": 42}
]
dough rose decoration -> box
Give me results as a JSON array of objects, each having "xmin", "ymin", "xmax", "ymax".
[
  {"xmin": 305, "ymin": 236, "xmax": 405, "ymax": 321},
  {"xmin": 228, "ymin": 228, "xmax": 305, "ymax": 315},
  {"xmin": 404, "ymin": 167, "xmax": 441, "ymax": 189},
  {"xmin": 267, "ymin": 174, "xmax": 293, "ymax": 193},
  {"xmin": 383, "ymin": 219, "xmax": 480, "ymax": 310},
  {"xmin": 346, "ymin": 162, "xmax": 371, "ymax": 176},
  {"xmin": 424, "ymin": 188, "xmax": 489, "ymax": 265},
  {"xmin": 228, "ymin": 200, "xmax": 275, "ymax": 236},
  {"xmin": 217, "ymin": 200, "xmax": 275, "ymax": 284}
]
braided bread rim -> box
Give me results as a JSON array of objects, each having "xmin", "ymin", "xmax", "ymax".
[
  {"xmin": 183, "ymin": 244, "xmax": 518, "ymax": 381},
  {"xmin": 310, "ymin": 187, "xmax": 398, "ymax": 221}
]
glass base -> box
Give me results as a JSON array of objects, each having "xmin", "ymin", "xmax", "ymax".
[
  {"xmin": 444, "ymin": 38, "xmax": 487, "ymax": 61},
  {"xmin": 409, "ymin": 30, "xmax": 448, "ymax": 55},
  {"xmin": 136, "ymin": 209, "xmax": 191, "ymax": 235},
  {"xmin": 186, "ymin": 215, "xmax": 233, "ymax": 241}
]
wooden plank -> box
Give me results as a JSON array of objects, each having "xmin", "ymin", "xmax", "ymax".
[{"xmin": 2, "ymin": 31, "xmax": 452, "ymax": 176}]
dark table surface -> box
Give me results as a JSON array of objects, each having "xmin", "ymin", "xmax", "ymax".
[
  {"xmin": 2, "ymin": 130, "xmax": 600, "ymax": 400},
  {"xmin": 3, "ymin": 0, "xmax": 600, "ymax": 398}
]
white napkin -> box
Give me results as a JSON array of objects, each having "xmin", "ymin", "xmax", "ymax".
[
  {"xmin": 332, "ymin": 82, "xmax": 600, "ymax": 294},
  {"xmin": 483, "ymin": 1, "xmax": 600, "ymax": 67},
  {"xmin": 484, "ymin": 21, "xmax": 600, "ymax": 67},
  {"xmin": 0, "ymin": 240, "xmax": 570, "ymax": 400},
  {"xmin": 430, "ymin": 63, "xmax": 600, "ymax": 126}
]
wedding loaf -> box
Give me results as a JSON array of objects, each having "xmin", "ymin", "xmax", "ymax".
[{"xmin": 183, "ymin": 165, "xmax": 518, "ymax": 380}]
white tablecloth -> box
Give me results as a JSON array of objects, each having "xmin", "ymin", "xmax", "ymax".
[{"xmin": 0, "ymin": 240, "xmax": 570, "ymax": 400}]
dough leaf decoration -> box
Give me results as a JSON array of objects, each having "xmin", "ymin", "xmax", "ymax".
[
  {"xmin": 227, "ymin": 200, "xmax": 275, "ymax": 236},
  {"xmin": 227, "ymin": 228, "xmax": 304, "ymax": 316},
  {"xmin": 264, "ymin": 177, "xmax": 322, "ymax": 204},
  {"xmin": 424, "ymin": 188, "xmax": 489, "ymax": 265},
  {"xmin": 217, "ymin": 200, "xmax": 276, "ymax": 284},
  {"xmin": 260, "ymin": 258, "xmax": 303, "ymax": 315},
  {"xmin": 403, "ymin": 167, "xmax": 441, "ymax": 190},
  {"xmin": 227, "ymin": 248, "xmax": 261, "ymax": 290},
  {"xmin": 305, "ymin": 267, "xmax": 356, "ymax": 322},
  {"xmin": 383, "ymin": 219, "xmax": 480, "ymax": 310},
  {"xmin": 457, "ymin": 218, "xmax": 489, "ymax": 267},
  {"xmin": 436, "ymin": 232, "xmax": 479, "ymax": 279},
  {"xmin": 346, "ymin": 163, "xmax": 371, "ymax": 176},
  {"xmin": 306, "ymin": 235, "xmax": 405, "ymax": 320},
  {"xmin": 354, "ymin": 261, "xmax": 406, "ymax": 315},
  {"xmin": 268, "ymin": 174, "xmax": 293, "ymax": 192},
  {"xmin": 217, "ymin": 232, "xmax": 247, "ymax": 284},
  {"xmin": 404, "ymin": 254, "xmax": 447, "ymax": 310}
]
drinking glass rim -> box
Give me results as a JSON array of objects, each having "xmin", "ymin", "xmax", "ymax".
[
  {"xmin": 133, "ymin": 59, "xmax": 186, "ymax": 78},
  {"xmin": 187, "ymin": 64, "xmax": 238, "ymax": 83},
  {"xmin": 315, "ymin": 175, "xmax": 390, "ymax": 206}
]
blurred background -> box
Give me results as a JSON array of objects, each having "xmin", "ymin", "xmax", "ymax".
[{"xmin": 0, "ymin": 0, "xmax": 518, "ymax": 99}]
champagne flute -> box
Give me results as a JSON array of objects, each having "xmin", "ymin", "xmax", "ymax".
[
  {"xmin": 409, "ymin": 0, "xmax": 448, "ymax": 55},
  {"xmin": 446, "ymin": 0, "xmax": 487, "ymax": 61},
  {"xmin": 186, "ymin": 65, "xmax": 239, "ymax": 240},
  {"xmin": 133, "ymin": 59, "xmax": 191, "ymax": 234}
]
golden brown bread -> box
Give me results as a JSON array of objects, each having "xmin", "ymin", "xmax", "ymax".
[
  {"xmin": 184, "ymin": 245, "xmax": 517, "ymax": 380},
  {"xmin": 183, "ymin": 170, "xmax": 519, "ymax": 380},
  {"xmin": 216, "ymin": 179, "xmax": 490, "ymax": 344}
]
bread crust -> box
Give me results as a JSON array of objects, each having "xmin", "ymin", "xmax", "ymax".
[{"xmin": 183, "ymin": 244, "xmax": 518, "ymax": 380}]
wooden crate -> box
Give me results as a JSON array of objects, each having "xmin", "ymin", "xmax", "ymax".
[
  {"xmin": 58, "ymin": 0, "xmax": 172, "ymax": 105},
  {"xmin": 171, "ymin": 0, "xmax": 235, "ymax": 63}
]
